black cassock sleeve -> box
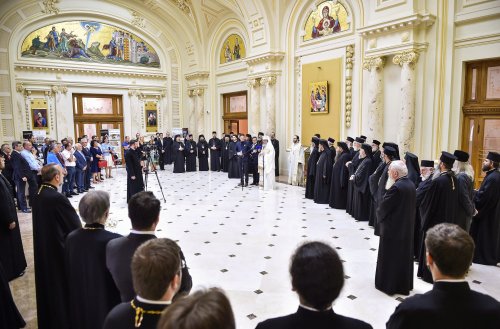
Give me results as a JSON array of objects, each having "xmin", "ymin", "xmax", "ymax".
[
  {"xmin": 457, "ymin": 174, "xmax": 474, "ymax": 217},
  {"xmin": 0, "ymin": 177, "xmax": 14, "ymax": 226},
  {"xmin": 55, "ymin": 194, "xmax": 82, "ymax": 238},
  {"xmin": 474, "ymin": 174, "xmax": 494, "ymax": 211},
  {"xmin": 378, "ymin": 183, "xmax": 400, "ymax": 223},
  {"xmin": 419, "ymin": 179, "xmax": 439, "ymax": 231},
  {"xmin": 369, "ymin": 162, "xmax": 385, "ymax": 196}
]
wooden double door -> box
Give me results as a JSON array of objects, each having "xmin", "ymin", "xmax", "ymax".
[{"xmin": 461, "ymin": 59, "xmax": 500, "ymax": 188}]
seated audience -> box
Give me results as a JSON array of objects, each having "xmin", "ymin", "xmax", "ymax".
[
  {"xmin": 106, "ymin": 191, "xmax": 191, "ymax": 302},
  {"xmin": 65, "ymin": 190, "xmax": 122, "ymax": 329},
  {"xmin": 387, "ymin": 223, "xmax": 500, "ymax": 328},
  {"xmin": 157, "ymin": 288, "xmax": 235, "ymax": 329},
  {"xmin": 103, "ymin": 238, "xmax": 182, "ymax": 329},
  {"xmin": 255, "ymin": 241, "xmax": 372, "ymax": 329}
]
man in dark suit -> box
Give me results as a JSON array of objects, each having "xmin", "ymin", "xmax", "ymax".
[
  {"xmin": 163, "ymin": 132, "xmax": 174, "ymax": 165},
  {"xmin": 375, "ymin": 160, "xmax": 416, "ymax": 296},
  {"xmin": 103, "ymin": 238, "xmax": 181, "ymax": 329},
  {"xmin": 270, "ymin": 132, "xmax": 279, "ymax": 177},
  {"xmin": 255, "ymin": 241, "xmax": 372, "ymax": 329},
  {"xmin": 74, "ymin": 143, "xmax": 87, "ymax": 193},
  {"xmin": 387, "ymin": 223, "xmax": 500, "ymax": 328},
  {"xmin": 10, "ymin": 141, "xmax": 36, "ymax": 213},
  {"xmin": 80, "ymin": 138, "xmax": 93, "ymax": 190},
  {"xmin": 106, "ymin": 191, "xmax": 160, "ymax": 302},
  {"xmin": 156, "ymin": 133, "xmax": 165, "ymax": 170}
]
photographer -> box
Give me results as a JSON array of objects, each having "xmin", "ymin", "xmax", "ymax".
[{"xmin": 125, "ymin": 139, "xmax": 144, "ymax": 202}]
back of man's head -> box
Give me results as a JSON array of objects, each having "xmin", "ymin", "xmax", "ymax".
[
  {"xmin": 425, "ymin": 223, "xmax": 474, "ymax": 278},
  {"xmin": 131, "ymin": 238, "xmax": 180, "ymax": 300},
  {"xmin": 128, "ymin": 191, "xmax": 161, "ymax": 230},
  {"xmin": 41, "ymin": 163, "xmax": 60, "ymax": 183},
  {"xmin": 157, "ymin": 288, "xmax": 235, "ymax": 329},
  {"xmin": 290, "ymin": 241, "xmax": 344, "ymax": 310}
]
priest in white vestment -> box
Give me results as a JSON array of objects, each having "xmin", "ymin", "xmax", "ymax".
[
  {"xmin": 288, "ymin": 135, "xmax": 305, "ymax": 186},
  {"xmin": 258, "ymin": 135, "xmax": 275, "ymax": 190}
]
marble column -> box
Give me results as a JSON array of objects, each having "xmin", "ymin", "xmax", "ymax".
[
  {"xmin": 195, "ymin": 88, "xmax": 205, "ymax": 137},
  {"xmin": 52, "ymin": 85, "xmax": 70, "ymax": 138},
  {"xmin": 362, "ymin": 56, "xmax": 386, "ymax": 140},
  {"xmin": 247, "ymin": 78, "xmax": 260, "ymax": 136},
  {"xmin": 187, "ymin": 89, "xmax": 196, "ymax": 133},
  {"xmin": 393, "ymin": 50, "xmax": 419, "ymax": 154},
  {"xmin": 128, "ymin": 90, "xmax": 141, "ymax": 134},
  {"xmin": 260, "ymin": 75, "xmax": 277, "ymax": 135}
]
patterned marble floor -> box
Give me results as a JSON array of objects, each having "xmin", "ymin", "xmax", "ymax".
[{"xmin": 11, "ymin": 165, "xmax": 500, "ymax": 329}]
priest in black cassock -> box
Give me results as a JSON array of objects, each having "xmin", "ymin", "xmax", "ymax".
[
  {"xmin": 371, "ymin": 140, "xmax": 382, "ymax": 169},
  {"xmin": 453, "ymin": 150, "xmax": 475, "ymax": 231},
  {"xmin": 368, "ymin": 140, "xmax": 382, "ymax": 226},
  {"xmin": 172, "ymin": 135, "xmax": 185, "ymax": 173},
  {"xmin": 346, "ymin": 136, "xmax": 355, "ymax": 157},
  {"xmin": 0, "ymin": 154, "xmax": 26, "ymax": 281},
  {"xmin": 103, "ymin": 238, "xmax": 182, "ymax": 329},
  {"xmin": 228, "ymin": 135, "xmax": 240, "ymax": 179},
  {"xmin": 221, "ymin": 135, "xmax": 230, "ymax": 173},
  {"xmin": 184, "ymin": 134, "xmax": 197, "ymax": 172},
  {"xmin": 371, "ymin": 144, "xmax": 397, "ymax": 235},
  {"xmin": 470, "ymin": 151, "xmax": 500, "ymax": 265},
  {"xmin": 197, "ymin": 135, "xmax": 209, "ymax": 171},
  {"xmin": 0, "ymin": 262, "xmax": 25, "ymax": 329},
  {"xmin": 329, "ymin": 141, "xmax": 351, "ymax": 209},
  {"xmin": 125, "ymin": 140, "xmax": 144, "ymax": 202},
  {"xmin": 66, "ymin": 191, "xmax": 121, "ymax": 329},
  {"xmin": 32, "ymin": 164, "xmax": 82, "ymax": 329},
  {"xmin": 271, "ymin": 132, "xmax": 279, "ymax": 177},
  {"xmin": 314, "ymin": 139, "xmax": 333, "ymax": 204},
  {"xmin": 305, "ymin": 137, "xmax": 319, "ymax": 199},
  {"xmin": 209, "ymin": 131, "xmax": 221, "ymax": 171},
  {"xmin": 414, "ymin": 160, "xmax": 435, "ymax": 259},
  {"xmin": 404, "ymin": 152, "xmax": 421, "ymax": 188},
  {"xmin": 163, "ymin": 132, "xmax": 174, "ymax": 165},
  {"xmin": 346, "ymin": 137, "xmax": 364, "ymax": 215},
  {"xmin": 375, "ymin": 160, "xmax": 416, "ymax": 296},
  {"xmin": 417, "ymin": 151, "xmax": 459, "ymax": 283},
  {"xmin": 328, "ymin": 137, "xmax": 336, "ymax": 164},
  {"xmin": 352, "ymin": 143, "xmax": 373, "ymax": 222}
]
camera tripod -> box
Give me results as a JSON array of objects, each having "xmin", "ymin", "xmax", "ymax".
[{"xmin": 143, "ymin": 150, "xmax": 166, "ymax": 203}]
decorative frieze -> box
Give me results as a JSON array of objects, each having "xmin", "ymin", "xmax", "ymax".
[
  {"xmin": 131, "ymin": 11, "xmax": 146, "ymax": 29},
  {"xmin": 42, "ymin": 0, "xmax": 60, "ymax": 15}
]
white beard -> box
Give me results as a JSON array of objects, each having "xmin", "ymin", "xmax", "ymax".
[
  {"xmin": 386, "ymin": 176, "xmax": 396, "ymax": 190},
  {"xmin": 421, "ymin": 173, "xmax": 431, "ymax": 181}
]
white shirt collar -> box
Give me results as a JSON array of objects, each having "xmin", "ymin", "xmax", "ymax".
[
  {"xmin": 136, "ymin": 295, "xmax": 172, "ymax": 305},
  {"xmin": 130, "ymin": 229, "xmax": 156, "ymax": 235},
  {"xmin": 435, "ymin": 279, "xmax": 467, "ymax": 283},
  {"xmin": 299, "ymin": 304, "xmax": 332, "ymax": 312}
]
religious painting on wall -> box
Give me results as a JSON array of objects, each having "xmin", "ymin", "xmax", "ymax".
[
  {"xmin": 229, "ymin": 95, "xmax": 247, "ymax": 113},
  {"xmin": 21, "ymin": 21, "xmax": 160, "ymax": 68},
  {"xmin": 82, "ymin": 97, "xmax": 113, "ymax": 114},
  {"xmin": 145, "ymin": 101, "xmax": 158, "ymax": 132},
  {"xmin": 303, "ymin": 1, "xmax": 349, "ymax": 42},
  {"xmin": 309, "ymin": 81, "xmax": 329, "ymax": 113},
  {"xmin": 486, "ymin": 66, "xmax": 500, "ymax": 99},
  {"xmin": 220, "ymin": 34, "xmax": 246, "ymax": 64},
  {"xmin": 30, "ymin": 99, "xmax": 49, "ymax": 130}
]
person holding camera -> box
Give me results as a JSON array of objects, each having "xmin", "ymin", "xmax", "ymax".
[{"xmin": 125, "ymin": 139, "xmax": 144, "ymax": 202}]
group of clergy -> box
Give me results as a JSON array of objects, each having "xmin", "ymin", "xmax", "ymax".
[{"xmin": 303, "ymin": 134, "xmax": 500, "ymax": 296}]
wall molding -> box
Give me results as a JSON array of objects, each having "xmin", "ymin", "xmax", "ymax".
[
  {"xmin": 14, "ymin": 64, "xmax": 167, "ymax": 79},
  {"xmin": 358, "ymin": 13, "xmax": 435, "ymax": 38}
]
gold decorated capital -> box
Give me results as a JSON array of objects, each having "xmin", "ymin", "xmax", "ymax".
[
  {"xmin": 393, "ymin": 50, "xmax": 419, "ymax": 67},
  {"xmin": 260, "ymin": 76, "xmax": 277, "ymax": 87},
  {"xmin": 363, "ymin": 56, "xmax": 386, "ymax": 71},
  {"xmin": 16, "ymin": 83, "xmax": 25, "ymax": 93},
  {"xmin": 247, "ymin": 78, "xmax": 260, "ymax": 88}
]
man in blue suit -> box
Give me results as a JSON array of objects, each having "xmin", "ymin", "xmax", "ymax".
[{"xmin": 80, "ymin": 138, "xmax": 93, "ymax": 190}]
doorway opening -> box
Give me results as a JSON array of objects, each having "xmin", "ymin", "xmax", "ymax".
[
  {"xmin": 73, "ymin": 94, "xmax": 125, "ymax": 161},
  {"xmin": 222, "ymin": 91, "xmax": 248, "ymax": 134},
  {"xmin": 461, "ymin": 59, "xmax": 500, "ymax": 188}
]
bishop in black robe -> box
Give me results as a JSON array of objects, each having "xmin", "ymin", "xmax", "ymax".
[
  {"xmin": 66, "ymin": 223, "xmax": 121, "ymax": 329},
  {"xmin": 329, "ymin": 142, "xmax": 351, "ymax": 209},
  {"xmin": 414, "ymin": 171, "xmax": 433, "ymax": 259},
  {"xmin": 197, "ymin": 136, "xmax": 209, "ymax": 171},
  {"xmin": 375, "ymin": 175, "xmax": 416, "ymax": 296},
  {"xmin": 353, "ymin": 144, "xmax": 373, "ymax": 222},
  {"xmin": 163, "ymin": 135, "xmax": 173, "ymax": 165},
  {"xmin": 221, "ymin": 137, "xmax": 230, "ymax": 173},
  {"xmin": 454, "ymin": 150, "xmax": 475, "ymax": 231},
  {"xmin": 0, "ymin": 262, "xmax": 25, "ymax": 329},
  {"xmin": 32, "ymin": 182, "xmax": 82, "ymax": 329},
  {"xmin": 405, "ymin": 152, "xmax": 421, "ymax": 188},
  {"xmin": 313, "ymin": 140, "xmax": 333, "ymax": 204},
  {"xmin": 417, "ymin": 152, "xmax": 459, "ymax": 283},
  {"xmin": 184, "ymin": 136, "xmax": 197, "ymax": 172},
  {"xmin": 368, "ymin": 161, "xmax": 386, "ymax": 227},
  {"xmin": 172, "ymin": 137, "xmax": 186, "ymax": 173},
  {"xmin": 209, "ymin": 134, "xmax": 221, "ymax": 171},
  {"xmin": 346, "ymin": 139, "xmax": 363, "ymax": 215},
  {"xmin": 470, "ymin": 152, "xmax": 500, "ymax": 265},
  {"xmin": 228, "ymin": 138, "xmax": 240, "ymax": 179},
  {"xmin": 125, "ymin": 143, "xmax": 144, "ymax": 202},
  {"xmin": 305, "ymin": 137, "xmax": 319, "ymax": 199},
  {"xmin": 0, "ymin": 172, "xmax": 26, "ymax": 281},
  {"xmin": 373, "ymin": 144, "xmax": 398, "ymax": 235}
]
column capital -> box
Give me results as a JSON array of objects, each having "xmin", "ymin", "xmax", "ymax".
[
  {"xmin": 393, "ymin": 50, "xmax": 419, "ymax": 66},
  {"xmin": 362, "ymin": 56, "xmax": 386, "ymax": 71},
  {"xmin": 247, "ymin": 78, "xmax": 260, "ymax": 88},
  {"xmin": 260, "ymin": 75, "xmax": 277, "ymax": 87},
  {"xmin": 189, "ymin": 88, "xmax": 204, "ymax": 96}
]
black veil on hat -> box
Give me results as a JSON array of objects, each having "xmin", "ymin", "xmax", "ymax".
[
  {"xmin": 361, "ymin": 143, "xmax": 373, "ymax": 158},
  {"xmin": 453, "ymin": 150, "xmax": 469, "ymax": 163},
  {"xmin": 355, "ymin": 137, "xmax": 364, "ymax": 144},
  {"xmin": 319, "ymin": 139, "xmax": 329, "ymax": 148},
  {"xmin": 337, "ymin": 141, "xmax": 349, "ymax": 153},
  {"xmin": 405, "ymin": 152, "xmax": 420, "ymax": 186},
  {"xmin": 383, "ymin": 142, "xmax": 400, "ymax": 160},
  {"xmin": 372, "ymin": 140, "xmax": 381, "ymax": 146},
  {"xmin": 383, "ymin": 145, "xmax": 397, "ymax": 158}
]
